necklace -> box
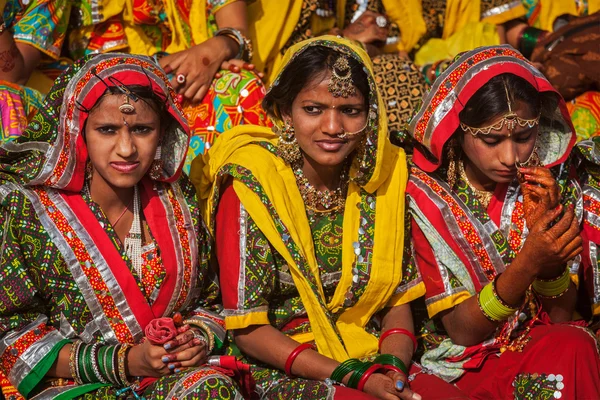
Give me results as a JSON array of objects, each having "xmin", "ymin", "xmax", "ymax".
[
  {"xmin": 293, "ymin": 162, "xmax": 349, "ymax": 211},
  {"xmin": 124, "ymin": 185, "xmax": 144, "ymax": 277},
  {"xmin": 458, "ymin": 160, "xmax": 494, "ymax": 208}
]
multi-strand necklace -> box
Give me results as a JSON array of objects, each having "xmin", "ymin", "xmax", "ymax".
[
  {"xmin": 458, "ymin": 160, "xmax": 494, "ymax": 208},
  {"xmin": 84, "ymin": 183, "xmax": 144, "ymax": 276},
  {"xmin": 292, "ymin": 162, "xmax": 349, "ymax": 212}
]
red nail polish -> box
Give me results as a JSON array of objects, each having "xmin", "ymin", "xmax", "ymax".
[{"xmin": 163, "ymin": 66, "xmax": 172, "ymax": 74}]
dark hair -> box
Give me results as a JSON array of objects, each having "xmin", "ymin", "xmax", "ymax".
[
  {"xmin": 91, "ymin": 84, "xmax": 168, "ymax": 116},
  {"xmin": 459, "ymin": 73, "xmax": 557, "ymax": 127},
  {"xmin": 263, "ymin": 46, "xmax": 370, "ymax": 119}
]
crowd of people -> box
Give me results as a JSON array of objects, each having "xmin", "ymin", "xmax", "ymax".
[{"xmin": 0, "ymin": 1, "xmax": 599, "ymax": 399}]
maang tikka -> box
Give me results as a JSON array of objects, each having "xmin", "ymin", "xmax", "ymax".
[
  {"xmin": 328, "ymin": 56, "xmax": 356, "ymax": 98},
  {"xmin": 460, "ymin": 81, "xmax": 540, "ymax": 137},
  {"xmin": 275, "ymin": 121, "xmax": 302, "ymax": 165},
  {"xmin": 119, "ymin": 94, "xmax": 136, "ymax": 114}
]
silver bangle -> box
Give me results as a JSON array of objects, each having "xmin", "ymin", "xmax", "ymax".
[
  {"xmin": 215, "ymin": 27, "xmax": 253, "ymax": 62},
  {"xmin": 91, "ymin": 343, "xmax": 108, "ymax": 384}
]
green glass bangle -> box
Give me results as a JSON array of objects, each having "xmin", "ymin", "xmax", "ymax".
[
  {"xmin": 373, "ymin": 354, "xmax": 409, "ymax": 375},
  {"xmin": 533, "ymin": 268, "xmax": 570, "ymax": 298},
  {"xmin": 347, "ymin": 361, "xmax": 372, "ymax": 389},
  {"xmin": 80, "ymin": 344, "xmax": 95, "ymax": 383},
  {"xmin": 330, "ymin": 358, "xmax": 362, "ymax": 383}
]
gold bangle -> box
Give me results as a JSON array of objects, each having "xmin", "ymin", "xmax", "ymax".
[
  {"xmin": 182, "ymin": 319, "xmax": 215, "ymax": 354},
  {"xmin": 69, "ymin": 340, "xmax": 83, "ymax": 385},
  {"xmin": 117, "ymin": 344, "xmax": 133, "ymax": 387}
]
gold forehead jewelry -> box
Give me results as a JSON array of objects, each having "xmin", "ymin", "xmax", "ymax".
[
  {"xmin": 459, "ymin": 82, "xmax": 540, "ymax": 137},
  {"xmin": 119, "ymin": 94, "xmax": 135, "ymax": 114},
  {"xmin": 328, "ymin": 56, "xmax": 356, "ymax": 98}
]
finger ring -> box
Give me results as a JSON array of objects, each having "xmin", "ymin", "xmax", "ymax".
[
  {"xmin": 376, "ymin": 16, "xmax": 387, "ymax": 28},
  {"xmin": 176, "ymin": 73, "xmax": 186, "ymax": 84},
  {"xmin": 192, "ymin": 330, "xmax": 207, "ymax": 345}
]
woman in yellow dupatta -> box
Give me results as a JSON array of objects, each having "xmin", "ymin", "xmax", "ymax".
[{"xmin": 191, "ymin": 37, "xmax": 468, "ymax": 399}]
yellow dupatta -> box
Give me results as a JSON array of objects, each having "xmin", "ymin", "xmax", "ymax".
[
  {"xmin": 248, "ymin": 0, "xmax": 428, "ymax": 85},
  {"xmin": 191, "ymin": 36, "xmax": 412, "ymax": 361}
]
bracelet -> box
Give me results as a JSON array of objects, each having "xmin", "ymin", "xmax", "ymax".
[
  {"xmin": 357, "ymin": 363, "xmax": 383, "ymax": 391},
  {"xmin": 182, "ymin": 319, "xmax": 215, "ymax": 354},
  {"xmin": 215, "ymin": 28, "xmax": 253, "ymax": 62},
  {"xmin": 478, "ymin": 282, "xmax": 517, "ymax": 322},
  {"xmin": 347, "ymin": 361, "xmax": 372, "ymax": 389},
  {"xmin": 533, "ymin": 268, "xmax": 570, "ymax": 298},
  {"xmin": 110, "ymin": 345, "xmax": 121, "ymax": 385},
  {"xmin": 284, "ymin": 343, "xmax": 314, "ymax": 376},
  {"xmin": 117, "ymin": 344, "xmax": 133, "ymax": 387},
  {"xmin": 69, "ymin": 340, "xmax": 83, "ymax": 385},
  {"xmin": 80, "ymin": 343, "xmax": 95, "ymax": 383},
  {"xmin": 519, "ymin": 26, "xmax": 548, "ymax": 58},
  {"xmin": 90, "ymin": 343, "xmax": 108, "ymax": 383},
  {"xmin": 378, "ymin": 329, "xmax": 417, "ymax": 353},
  {"xmin": 330, "ymin": 358, "xmax": 362, "ymax": 383},
  {"xmin": 373, "ymin": 354, "xmax": 408, "ymax": 376},
  {"xmin": 491, "ymin": 275, "xmax": 521, "ymax": 309}
]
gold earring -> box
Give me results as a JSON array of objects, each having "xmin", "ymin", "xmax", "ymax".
[
  {"xmin": 446, "ymin": 138, "xmax": 460, "ymax": 189},
  {"xmin": 149, "ymin": 145, "xmax": 163, "ymax": 180},
  {"xmin": 276, "ymin": 121, "xmax": 302, "ymax": 164},
  {"xmin": 85, "ymin": 160, "xmax": 93, "ymax": 182}
]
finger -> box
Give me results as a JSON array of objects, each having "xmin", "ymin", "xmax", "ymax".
[
  {"xmin": 164, "ymin": 331, "xmax": 195, "ymax": 351},
  {"xmin": 557, "ymin": 213, "xmax": 582, "ymax": 244},
  {"xmin": 547, "ymin": 207, "xmax": 575, "ymax": 238},
  {"xmin": 523, "ymin": 184, "xmax": 550, "ymax": 204},
  {"xmin": 176, "ymin": 349, "xmax": 208, "ymax": 368},
  {"xmin": 192, "ymin": 84, "xmax": 209, "ymax": 104},
  {"xmin": 563, "ymin": 245, "xmax": 583, "ymax": 261},
  {"xmin": 228, "ymin": 64, "xmax": 240, "ymax": 73},
  {"xmin": 169, "ymin": 343, "xmax": 206, "ymax": 363},
  {"xmin": 177, "ymin": 324, "xmax": 190, "ymax": 334},
  {"xmin": 524, "ymin": 173, "xmax": 557, "ymax": 190},
  {"xmin": 532, "ymin": 205, "xmax": 563, "ymax": 232},
  {"xmin": 183, "ymin": 81, "xmax": 203, "ymax": 100},
  {"xmin": 560, "ymin": 235, "xmax": 583, "ymax": 259}
]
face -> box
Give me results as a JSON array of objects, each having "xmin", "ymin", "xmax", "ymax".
[
  {"xmin": 85, "ymin": 94, "xmax": 161, "ymax": 189},
  {"xmin": 285, "ymin": 71, "xmax": 368, "ymax": 168},
  {"xmin": 460, "ymin": 101, "xmax": 538, "ymax": 185}
]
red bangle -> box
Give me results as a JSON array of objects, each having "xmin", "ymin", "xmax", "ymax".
[
  {"xmin": 378, "ymin": 329, "xmax": 417, "ymax": 353},
  {"xmin": 382, "ymin": 364, "xmax": 404, "ymax": 375},
  {"xmin": 357, "ymin": 363, "xmax": 383, "ymax": 391},
  {"xmin": 284, "ymin": 343, "xmax": 314, "ymax": 376}
]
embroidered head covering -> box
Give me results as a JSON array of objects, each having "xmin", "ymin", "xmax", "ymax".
[
  {"xmin": 408, "ymin": 45, "xmax": 576, "ymax": 173},
  {"xmin": 266, "ymin": 36, "xmax": 394, "ymax": 193},
  {"xmin": 0, "ymin": 53, "xmax": 190, "ymax": 191}
]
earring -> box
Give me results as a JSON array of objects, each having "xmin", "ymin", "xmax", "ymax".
[
  {"xmin": 276, "ymin": 121, "xmax": 302, "ymax": 165},
  {"xmin": 149, "ymin": 145, "xmax": 163, "ymax": 180},
  {"xmin": 446, "ymin": 138, "xmax": 460, "ymax": 189},
  {"xmin": 85, "ymin": 160, "xmax": 93, "ymax": 183}
]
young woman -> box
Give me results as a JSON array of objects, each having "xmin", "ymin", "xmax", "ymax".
[
  {"xmin": 406, "ymin": 45, "xmax": 600, "ymax": 398},
  {"xmin": 0, "ymin": 54, "xmax": 242, "ymax": 399},
  {"xmin": 193, "ymin": 36, "xmax": 467, "ymax": 399}
]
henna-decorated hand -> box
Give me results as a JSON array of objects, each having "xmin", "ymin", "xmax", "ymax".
[
  {"xmin": 363, "ymin": 372, "xmax": 421, "ymax": 400},
  {"xmin": 519, "ymin": 166, "xmax": 561, "ymax": 229},
  {"xmin": 518, "ymin": 204, "xmax": 582, "ymax": 279}
]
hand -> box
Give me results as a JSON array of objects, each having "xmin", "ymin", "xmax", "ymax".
[
  {"xmin": 161, "ymin": 328, "xmax": 208, "ymax": 373},
  {"xmin": 385, "ymin": 370, "xmax": 422, "ymax": 400},
  {"xmin": 216, "ymin": 59, "xmax": 264, "ymax": 80},
  {"xmin": 519, "ymin": 166, "xmax": 560, "ymax": 228},
  {"xmin": 160, "ymin": 36, "xmax": 236, "ymax": 103},
  {"xmin": 127, "ymin": 326, "xmax": 205, "ymax": 377},
  {"xmin": 362, "ymin": 372, "xmax": 421, "ymax": 400},
  {"xmin": 519, "ymin": 204, "xmax": 582, "ymax": 279},
  {"xmin": 342, "ymin": 11, "xmax": 389, "ymax": 47}
]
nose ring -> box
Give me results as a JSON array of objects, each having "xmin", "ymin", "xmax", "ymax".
[{"xmin": 337, "ymin": 129, "xmax": 348, "ymax": 139}]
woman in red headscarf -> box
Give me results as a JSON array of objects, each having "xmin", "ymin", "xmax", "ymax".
[
  {"xmin": 405, "ymin": 45, "xmax": 600, "ymax": 398},
  {"xmin": 0, "ymin": 53, "xmax": 242, "ymax": 399}
]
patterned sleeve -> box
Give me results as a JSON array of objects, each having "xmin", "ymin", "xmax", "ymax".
[
  {"xmin": 178, "ymin": 178, "xmax": 227, "ymax": 348},
  {"xmin": 215, "ymin": 182, "xmax": 276, "ymax": 330},
  {"xmin": 387, "ymin": 213, "xmax": 426, "ymax": 307},
  {"xmin": 0, "ymin": 187, "xmax": 69, "ymax": 398},
  {"xmin": 9, "ymin": 0, "xmax": 71, "ymax": 59},
  {"xmin": 410, "ymin": 219, "xmax": 472, "ymax": 319}
]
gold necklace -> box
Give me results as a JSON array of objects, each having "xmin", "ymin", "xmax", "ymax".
[
  {"xmin": 458, "ymin": 160, "xmax": 494, "ymax": 208},
  {"xmin": 293, "ymin": 162, "xmax": 349, "ymax": 211}
]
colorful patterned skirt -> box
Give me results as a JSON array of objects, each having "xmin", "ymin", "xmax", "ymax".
[
  {"xmin": 567, "ymin": 91, "xmax": 600, "ymax": 142},
  {"xmin": 0, "ymin": 81, "xmax": 44, "ymax": 142}
]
